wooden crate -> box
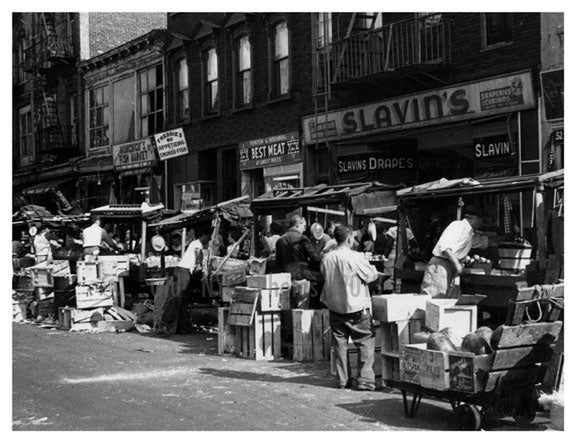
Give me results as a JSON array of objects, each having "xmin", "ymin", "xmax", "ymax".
[
  {"xmin": 234, "ymin": 286, "xmax": 290, "ymax": 312},
  {"xmin": 425, "ymin": 299, "xmax": 477, "ymax": 338},
  {"xmin": 215, "ymin": 269, "xmax": 247, "ymax": 287},
  {"xmin": 371, "ymin": 294, "xmax": 430, "ymax": 322},
  {"xmin": 247, "ymin": 257, "xmax": 267, "ymax": 275},
  {"xmin": 419, "ymin": 346, "xmax": 450, "ymax": 390},
  {"xmin": 30, "ymin": 267, "xmax": 53, "ymax": 288},
  {"xmin": 217, "ymin": 307, "xmax": 235, "ymax": 355},
  {"xmin": 292, "ymin": 309, "xmax": 331, "ymax": 362},
  {"xmin": 35, "ymin": 287, "xmax": 54, "ymax": 301},
  {"xmin": 234, "ymin": 312, "xmax": 281, "ymax": 361},
  {"xmin": 380, "ymin": 319, "xmax": 424, "ymax": 354},
  {"xmin": 98, "ymin": 256, "xmax": 130, "ymax": 280},
  {"xmin": 399, "ymin": 344, "xmax": 422, "ymax": 384},
  {"xmin": 246, "ymin": 273, "xmax": 291, "ymax": 290},
  {"xmin": 75, "ymin": 285, "xmax": 114, "ymax": 310},
  {"xmin": 448, "ymin": 351, "xmax": 495, "ymax": 394},
  {"xmin": 76, "ymin": 261, "xmax": 101, "ymax": 285},
  {"xmin": 220, "ymin": 286, "xmax": 235, "ymax": 303}
]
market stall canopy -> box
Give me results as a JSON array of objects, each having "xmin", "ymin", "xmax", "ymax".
[
  {"xmin": 91, "ymin": 202, "xmax": 165, "ymax": 221},
  {"xmin": 251, "ymin": 182, "xmax": 401, "ymax": 214},
  {"xmin": 149, "ymin": 196, "xmax": 253, "ymax": 230},
  {"xmin": 12, "ymin": 205, "xmax": 91, "ymax": 228},
  {"xmin": 21, "ymin": 178, "xmax": 74, "ymax": 195},
  {"xmin": 396, "ymin": 170, "xmax": 564, "ymax": 202}
]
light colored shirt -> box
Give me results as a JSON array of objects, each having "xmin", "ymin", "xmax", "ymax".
[
  {"xmin": 82, "ymin": 223, "xmax": 103, "ymax": 248},
  {"xmin": 432, "ymin": 219, "xmax": 488, "ymax": 261},
  {"xmin": 178, "ymin": 239, "xmax": 203, "ymax": 271},
  {"xmin": 385, "ymin": 226, "xmax": 414, "ymax": 241},
  {"xmin": 33, "ymin": 233, "xmax": 52, "ymax": 258},
  {"xmin": 320, "ymin": 246, "xmax": 379, "ymax": 314},
  {"xmin": 264, "ymin": 234, "xmax": 281, "ymax": 254}
]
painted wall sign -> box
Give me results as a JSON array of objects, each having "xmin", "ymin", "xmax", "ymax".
[
  {"xmin": 303, "ymin": 71, "xmax": 535, "ymax": 144},
  {"xmin": 473, "ymin": 135, "xmax": 513, "ymax": 159},
  {"xmin": 541, "ymin": 68, "xmax": 564, "ymax": 121},
  {"xmin": 154, "ymin": 128, "xmax": 189, "ymax": 161},
  {"xmin": 239, "ymin": 131, "xmax": 302, "ymax": 170},
  {"xmin": 337, "ymin": 153, "xmax": 416, "ymax": 176},
  {"xmin": 112, "ymin": 137, "xmax": 157, "ymax": 171}
]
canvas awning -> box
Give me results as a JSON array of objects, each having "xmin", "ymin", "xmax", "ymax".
[{"xmin": 21, "ymin": 178, "xmax": 73, "ymax": 195}]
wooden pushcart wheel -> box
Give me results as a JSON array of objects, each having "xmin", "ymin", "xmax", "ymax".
[{"xmin": 457, "ymin": 404, "xmax": 482, "ymax": 430}]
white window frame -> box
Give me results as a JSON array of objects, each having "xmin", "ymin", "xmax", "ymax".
[
  {"xmin": 138, "ymin": 63, "xmax": 164, "ymax": 138},
  {"xmin": 87, "ymin": 83, "xmax": 110, "ymax": 151},
  {"xmin": 316, "ymin": 13, "xmax": 333, "ymax": 48},
  {"xmin": 271, "ymin": 20, "xmax": 291, "ymax": 99},
  {"xmin": 236, "ymin": 35, "xmax": 253, "ymax": 108},
  {"xmin": 176, "ymin": 57, "xmax": 190, "ymax": 121},
  {"xmin": 203, "ymin": 47, "xmax": 219, "ymax": 115},
  {"xmin": 18, "ymin": 105, "xmax": 34, "ymax": 166}
]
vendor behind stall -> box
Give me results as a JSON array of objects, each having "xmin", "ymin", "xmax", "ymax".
[
  {"xmin": 82, "ymin": 215, "xmax": 120, "ymax": 258},
  {"xmin": 33, "ymin": 224, "xmax": 61, "ymax": 263},
  {"xmin": 420, "ymin": 205, "xmax": 489, "ymax": 298}
]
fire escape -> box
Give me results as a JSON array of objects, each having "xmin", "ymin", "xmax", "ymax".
[
  {"xmin": 22, "ymin": 13, "xmax": 75, "ymax": 162},
  {"xmin": 313, "ymin": 13, "xmax": 452, "ymax": 96}
]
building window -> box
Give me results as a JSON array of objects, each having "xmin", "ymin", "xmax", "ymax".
[
  {"xmin": 236, "ymin": 35, "xmax": 252, "ymax": 107},
  {"xmin": 88, "ymin": 85, "xmax": 110, "ymax": 149},
  {"xmin": 316, "ymin": 13, "xmax": 332, "ymax": 48},
  {"xmin": 113, "ymin": 76, "xmax": 136, "ymax": 144},
  {"xmin": 18, "ymin": 106, "xmax": 33, "ymax": 164},
  {"xmin": 482, "ymin": 13, "xmax": 513, "ymax": 48},
  {"xmin": 138, "ymin": 64, "xmax": 164, "ymax": 137},
  {"xmin": 204, "ymin": 48, "xmax": 219, "ymax": 114},
  {"xmin": 176, "ymin": 58, "xmax": 189, "ymax": 120},
  {"xmin": 272, "ymin": 21, "xmax": 290, "ymax": 98}
]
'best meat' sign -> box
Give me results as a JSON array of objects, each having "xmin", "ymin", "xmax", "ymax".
[{"xmin": 239, "ymin": 131, "xmax": 302, "ymax": 170}]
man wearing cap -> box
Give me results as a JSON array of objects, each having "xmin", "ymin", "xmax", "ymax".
[{"xmin": 421, "ymin": 205, "xmax": 489, "ymax": 298}]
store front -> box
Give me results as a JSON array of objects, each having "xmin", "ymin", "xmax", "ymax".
[
  {"xmin": 303, "ymin": 71, "xmax": 537, "ymax": 187},
  {"xmin": 239, "ymin": 131, "xmax": 304, "ymax": 199}
]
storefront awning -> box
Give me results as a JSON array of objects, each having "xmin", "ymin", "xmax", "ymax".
[{"xmin": 22, "ymin": 178, "xmax": 73, "ymax": 195}]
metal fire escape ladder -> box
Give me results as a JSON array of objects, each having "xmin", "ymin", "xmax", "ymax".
[{"xmin": 311, "ymin": 13, "xmax": 332, "ymax": 157}]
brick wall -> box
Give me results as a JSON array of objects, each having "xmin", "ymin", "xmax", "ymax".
[{"xmin": 88, "ymin": 12, "xmax": 166, "ymax": 57}]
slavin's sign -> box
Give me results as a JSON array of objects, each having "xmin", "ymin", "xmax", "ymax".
[
  {"xmin": 112, "ymin": 137, "xmax": 157, "ymax": 171},
  {"xmin": 154, "ymin": 128, "xmax": 189, "ymax": 161},
  {"xmin": 473, "ymin": 135, "xmax": 514, "ymax": 159},
  {"xmin": 239, "ymin": 131, "xmax": 302, "ymax": 170},
  {"xmin": 337, "ymin": 153, "xmax": 416, "ymax": 176},
  {"xmin": 303, "ymin": 71, "xmax": 536, "ymax": 144}
]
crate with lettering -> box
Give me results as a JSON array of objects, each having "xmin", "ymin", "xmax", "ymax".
[
  {"xmin": 75, "ymin": 284, "xmax": 114, "ymax": 310},
  {"xmin": 76, "ymin": 261, "xmax": 101, "ymax": 285}
]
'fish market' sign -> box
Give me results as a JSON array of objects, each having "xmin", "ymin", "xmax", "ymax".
[
  {"xmin": 303, "ymin": 71, "xmax": 535, "ymax": 144},
  {"xmin": 239, "ymin": 131, "xmax": 302, "ymax": 170},
  {"xmin": 112, "ymin": 137, "xmax": 157, "ymax": 170}
]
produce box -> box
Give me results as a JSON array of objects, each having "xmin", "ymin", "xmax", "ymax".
[
  {"xmin": 247, "ymin": 257, "xmax": 267, "ymax": 275},
  {"xmin": 35, "ymin": 287, "xmax": 54, "ymax": 301},
  {"xmin": 425, "ymin": 299, "xmax": 477, "ymax": 338},
  {"xmin": 380, "ymin": 318, "xmax": 424, "ymax": 354},
  {"xmin": 75, "ymin": 285, "xmax": 114, "ymax": 310},
  {"xmin": 76, "ymin": 261, "xmax": 101, "ymax": 285},
  {"xmin": 233, "ymin": 312, "xmax": 281, "ymax": 361},
  {"xmin": 292, "ymin": 309, "xmax": 331, "ymax": 362},
  {"xmin": 215, "ymin": 268, "xmax": 246, "ymax": 287},
  {"xmin": 233, "ymin": 286, "xmax": 290, "ymax": 312},
  {"xmin": 246, "ymin": 273, "xmax": 291, "ymax": 290},
  {"xmin": 210, "ymin": 256, "xmax": 248, "ymax": 273},
  {"xmin": 220, "ymin": 286, "xmax": 235, "ymax": 303},
  {"xmin": 98, "ymin": 256, "xmax": 130, "ymax": 278},
  {"xmin": 419, "ymin": 346, "xmax": 450, "ymax": 390},
  {"xmin": 371, "ymin": 294, "xmax": 430, "ymax": 322},
  {"xmin": 13, "ymin": 274, "xmax": 34, "ymax": 291},
  {"xmin": 399, "ymin": 344, "xmax": 422, "ymax": 384},
  {"xmin": 448, "ymin": 351, "xmax": 495, "ymax": 394}
]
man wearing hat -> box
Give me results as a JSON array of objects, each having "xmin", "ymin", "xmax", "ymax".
[{"xmin": 421, "ymin": 205, "xmax": 489, "ymax": 298}]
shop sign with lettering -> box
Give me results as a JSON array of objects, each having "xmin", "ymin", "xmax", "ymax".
[
  {"xmin": 337, "ymin": 153, "xmax": 416, "ymax": 177},
  {"xmin": 473, "ymin": 135, "xmax": 514, "ymax": 159},
  {"xmin": 154, "ymin": 128, "xmax": 189, "ymax": 161},
  {"xmin": 112, "ymin": 137, "xmax": 157, "ymax": 171},
  {"xmin": 239, "ymin": 131, "xmax": 302, "ymax": 170},
  {"xmin": 303, "ymin": 71, "xmax": 535, "ymax": 144}
]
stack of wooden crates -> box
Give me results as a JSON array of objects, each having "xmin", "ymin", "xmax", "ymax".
[{"xmin": 219, "ymin": 273, "xmax": 291, "ymax": 361}]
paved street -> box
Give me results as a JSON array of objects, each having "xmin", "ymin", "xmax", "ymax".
[{"xmin": 13, "ymin": 321, "xmax": 553, "ymax": 431}]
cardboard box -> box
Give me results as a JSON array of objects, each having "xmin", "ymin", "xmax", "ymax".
[
  {"xmin": 399, "ymin": 344, "xmax": 422, "ymax": 384},
  {"xmin": 75, "ymin": 285, "xmax": 114, "ymax": 310},
  {"xmin": 372, "ymin": 294, "xmax": 430, "ymax": 322},
  {"xmin": 448, "ymin": 351, "xmax": 495, "ymax": 394},
  {"xmin": 234, "ymin": 286, "xmax": 290, "ymax": 312},
  {"xmin": 425, "ymin": 299, "xmax": 477, "ymax": 338},
  {"xmin": 246, "ymin": 273, "xmax": 291, "ymax": 290}
]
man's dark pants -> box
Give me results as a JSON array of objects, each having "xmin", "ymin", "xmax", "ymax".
[{"xmin": 329, "ymin": 310, "xmax": 375, "ymax": 389}]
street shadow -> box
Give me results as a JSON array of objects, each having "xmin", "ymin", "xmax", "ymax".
[{"xmin": 196, "ymin": 366, "xmax": 335, "ymax": 388}]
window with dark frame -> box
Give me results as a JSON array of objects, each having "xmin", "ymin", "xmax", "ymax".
[
  {"xmin": 483, "ymin": 13, "xmax": 513, "ymax": 47},
  {"xmin": 18, "ymin": 106, "xmax": 33, "ymax": 162},
  {"xmin": 176, "ymin": 58, "xmax": 189, "ymax": 120},
  {"xmin": 205, "ymin": 48, "xmax": 219, "ymax": 114},
  {"xmin": 138, "ymin": 64, "xmax": 164, "ymax": 138},
  {"xmin": 272, "ymin": 21, "xmax": 290, "ymax": 98},
  {"xmin": 88, "ymin": 85, "xmax": 110, "ymax": 148},
  {"xmin": 69, "ymin": 94, "xmax": 78, "ymax": 148},
  {"xmin": 236, "ymin": 35, "xmax": 252, "ymax": 107}
]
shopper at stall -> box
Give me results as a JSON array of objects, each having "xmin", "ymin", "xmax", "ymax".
[
  {"xmin": 275, "ymin": 215, "xmax": 323, "ymax": 283},
  {"xmin": 320, "ymin": 225, "xmax": 379, "ymax": 390},
  {"xmin": 420, "ymin": 205, "xmax": 489, "ymax": 298},
  {"xmin": 81, "ymin": 215, "xmax": 120, "ymax": 258},
  {"xmin": 263, "ymin": 222, "xmax": 283, "ymax": 257},
  {"xmin": 33, "ymin": 224, "xmax": 60, "ymax": 263}
]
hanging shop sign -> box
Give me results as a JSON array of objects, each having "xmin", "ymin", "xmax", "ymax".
[
  {"xmin": 154, "ymin": 128, "xmax": 189, "ymax": 161},
  {"xmin": 541, "ymin": 68, "xmax": 564, "ymax": 121},
  {"xmin": 239, "ymin": 131, "xmax": 302, "ymax": 170},
  {"xmin": 303, "ymin": 71, "xmax": 536, "ymax": 144},
  {"xmin": 112, "ymin": 137, "xmax": 157, "ymax": 171}
]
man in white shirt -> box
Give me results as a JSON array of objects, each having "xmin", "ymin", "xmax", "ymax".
[
  {"xmin": 321, "ymin": 225, "xmax": 380, "ymax": 390},
  {"xmin": 421, "ymin": 205, "xmax": 489, "ymax": 297},
  {"xmin": 169, "ymin": 229, "xmax": 211, "ymax": 334},
  {"xmin": 82, "ymin": 215, "xmax": 118, "ymax": 258}
]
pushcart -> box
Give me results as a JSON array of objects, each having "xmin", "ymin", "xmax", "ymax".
[{"xmin": 387, "ymin": 321, "xmax": 562, "ymax": 430}]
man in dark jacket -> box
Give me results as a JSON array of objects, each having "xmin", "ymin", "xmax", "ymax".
[{"xmin": 275, "ymin": 215, "xmax": 323, "ymax": 283}]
